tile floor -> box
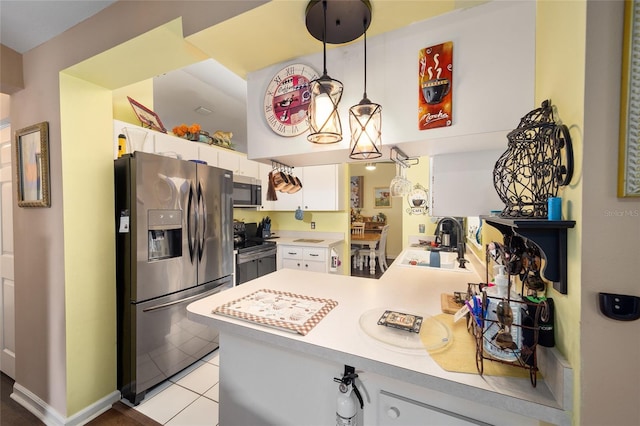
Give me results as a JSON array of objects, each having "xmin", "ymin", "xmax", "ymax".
[{"xmin": 124, "ymin": 349, "xmax": 220, "ymax": 425}]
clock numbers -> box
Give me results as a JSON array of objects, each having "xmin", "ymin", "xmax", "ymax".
[{"xmin": 264, "ymin": 63, "xmax": 319, "ymax": 137}]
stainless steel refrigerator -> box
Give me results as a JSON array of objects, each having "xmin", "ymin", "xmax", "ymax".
[{"xmin": 115, "ymin": 151, "xmax": 233, "ymax": 404}]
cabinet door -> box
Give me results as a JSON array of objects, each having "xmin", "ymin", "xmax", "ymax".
[
  {"xmin": 378, "ymin": 391, "xmax": 483, "ymax": 426},
  {"xmin": 282, "ymin": 258, "xmax": 303, "ymax": 270},
  {"xmin": 217, "ymin": 149, "xmax": 241, "ymax": 173},
  {"xmin": 257, "ymin": 256, "xmax": 276, "ymax": 277},
  {"xmin": 429, "ymin": 151, "xmax": 503, "ymax": 217},
  {"xmin": 301, "ymin": 164, "xmax": 345, "ymax": 211},
  {"xmin": 302, "ymin": 261, "xmax": 326, "ymax": 273},
  {"xmin": 198, "ymin": 145, "xmax": 219, "ymax": 166},
  {"xmin": 238, "ymin": 156, "xmax": 260, "ymax": 179},
  {"xmin": 154, "ymin": 132, "xmax": 199, "ymax": 160},
  {"xmin": 218, "ymin": 149, "xmax": 259, "ymax": 178}
]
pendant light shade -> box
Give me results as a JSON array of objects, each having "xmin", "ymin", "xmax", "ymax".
[
  {"xmin": 349, "ymin": 98, "xmax": 382, "ymax": 159},
  {"xmin": 308, "ymin": 74, "xmax": 343, "ymax": 144},
  {"xmin": 349, "ymin": 21, "xmax": 382, "ymax": 160},
  {"xmin": 306, "ymin": 0, "xmax": 345, "ymax": 144}
]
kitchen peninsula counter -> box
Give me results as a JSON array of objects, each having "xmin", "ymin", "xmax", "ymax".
[{"xmin": 187, "ymin": 253, "xmax": 572, "ymax": 425}]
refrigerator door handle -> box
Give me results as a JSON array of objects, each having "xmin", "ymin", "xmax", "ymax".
[
  {"xmin": 197, "ymin": 182, "xmax": 206, "ymax": 262},
  {"xmin": 141, "ymin": 286, "xmax": 228, "ymax": 313},
  {"xmin": 187, "ymin": 183, "xmax": 196, "ymax": 262}
]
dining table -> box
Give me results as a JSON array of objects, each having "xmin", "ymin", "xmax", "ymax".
[{"xmin": 350, "ymin": 232, "xmax": 381, "ymax": 275}]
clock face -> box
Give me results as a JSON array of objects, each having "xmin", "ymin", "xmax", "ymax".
[{"xmin": 264, "ymin": 63, "xmax": 319, "ymax": 137}]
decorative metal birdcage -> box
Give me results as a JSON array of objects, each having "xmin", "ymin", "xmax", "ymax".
[{"xmin": 493, "ymin": 100, "xmax": 574, "ymax": 218}]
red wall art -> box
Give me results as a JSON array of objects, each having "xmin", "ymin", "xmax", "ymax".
[{"xmin": 418, "ymin": 41, "xmax": 453, "ymax": 130}]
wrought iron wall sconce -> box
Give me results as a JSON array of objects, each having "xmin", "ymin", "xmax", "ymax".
[{"xmin": 493, "ymin": 100, "xmax": 574, "ymax": 218}]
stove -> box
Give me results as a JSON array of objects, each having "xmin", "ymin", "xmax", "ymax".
[{"xmin": 234, "ymin": 221, "xmax": 277, "ymax": 284}]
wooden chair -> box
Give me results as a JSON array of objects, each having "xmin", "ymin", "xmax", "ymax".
[
  {"xmin": 359, "ymin": 224, "xmax": 390, "ymax": 272},
  {"xmin": 351, "ymin": 222, "xmax": 365, "ymax": 235},
  {"xmin": 350, "ymin": 222, "xmax": 366, "ymax": 268}
]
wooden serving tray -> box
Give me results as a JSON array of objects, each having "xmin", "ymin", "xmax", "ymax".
[{"xmin": 441, "ymin": 293, "xmax": 463, "ymax": 314}]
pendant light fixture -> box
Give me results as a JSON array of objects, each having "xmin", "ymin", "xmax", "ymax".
[
  {"xmin": 349, "ymin": 20, "xmax": 382, "ymax": 160},
  {"xmin": 305, "ymin": 0, "xmax": 372, "ymax": 144}
]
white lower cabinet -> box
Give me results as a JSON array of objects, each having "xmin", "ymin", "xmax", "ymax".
[
  {"xmin": 218, "ymin": 332, "xmax": 543, "ymax": 426},
  {"xmin": 278, "ymin": 245, "xmax": 327, "ymax": 273},
  {"xmin": 378, "ymin": 391, "xmax": 485, "ymax": 425}
]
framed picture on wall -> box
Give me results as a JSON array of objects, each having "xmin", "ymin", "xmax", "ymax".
[
  {"xmin": 374, "ymin": 187, "xmax": 391, "ymax": 208},
  {"xmin": 351, "ymin": 176, "xmax": 363, "ymax": 208}
]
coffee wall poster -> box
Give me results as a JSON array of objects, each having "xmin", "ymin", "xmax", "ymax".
[{"xmin": 418, "ymin": 41, "xmax": 453, "ymax": 130}]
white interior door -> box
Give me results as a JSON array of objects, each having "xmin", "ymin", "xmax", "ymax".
[{"xmin": 0, "ymin": 122, "xmax": 16, "ymax": 379}]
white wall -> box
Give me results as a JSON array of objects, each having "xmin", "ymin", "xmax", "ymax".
[{"xmin": 246, "ymin": 1, "xmax": 535, "ymax": 166}]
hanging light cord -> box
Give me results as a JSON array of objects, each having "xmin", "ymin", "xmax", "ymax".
[
  {"xmin": 322, "ymin": 0, "xmax": 328, "ymax": 76},
  {"xmin": 362, "ymin": 19, "xmax": 368, "ymax": 99}
]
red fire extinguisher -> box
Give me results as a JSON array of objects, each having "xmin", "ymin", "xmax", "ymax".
[{"xmin": 334, "ymin": 366, "xmax": 364, "ymax": 426}]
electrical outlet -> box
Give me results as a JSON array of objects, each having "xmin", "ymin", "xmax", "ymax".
[{"xmin": 311, "ymin": 222, "xmax": 316, "ymax": 229}]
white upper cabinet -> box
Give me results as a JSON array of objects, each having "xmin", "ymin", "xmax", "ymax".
[
  {"xmin": 300, "ymin": 164, "xmax": 345, "ymax": 211},
  {"xmin": 217, "ymin": 148, "xmax": 260, "ymax": 179},
  {"xmin": 259, "ymin": 163, "xmax": 345, "ymax": 212},
  {"xmin": 154, "ymin": 131, "xmax": 199, "ymax": 160},
  {"xmin": 429, "ymin": 150, "xmax": 504, "ymax": 217}
]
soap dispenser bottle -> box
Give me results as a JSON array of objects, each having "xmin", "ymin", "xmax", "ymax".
[{"xmin": 493, "ymin": 265, "xmax": 508, "ymax": 298}]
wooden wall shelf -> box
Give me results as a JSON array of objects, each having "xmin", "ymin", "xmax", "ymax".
[{"xmin": 481, "ymin": 216, "xmax": 576, "ymax": 294}]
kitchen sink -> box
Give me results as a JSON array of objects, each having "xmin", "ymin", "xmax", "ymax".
[
  {"xmin": 292, "ymin": 238, "xmax": 324, "ymax": 243},
  {"xmin": 397, "ymin": 249, "xmax": 473, "ymax": 273}
]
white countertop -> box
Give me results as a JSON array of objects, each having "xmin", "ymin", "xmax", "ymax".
[
  {"xmin": 264, "ymin": 230, "xmax": 344, "ymax": 248},
  {"xmin": 188, "ymin": 249, "xmax": 571, "ymax": 425},
  {"xmin": 268, "ymin": 236, "xmax": 344, "ymax": 247}
]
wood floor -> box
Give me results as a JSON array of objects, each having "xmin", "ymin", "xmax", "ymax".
[
  {"xmin": 350, "ymin": 257, "xmax": 392, "ymax": 279},
  {"xmin": 1, "ymin": 372, "xmax": 159, "ymax": 426}
]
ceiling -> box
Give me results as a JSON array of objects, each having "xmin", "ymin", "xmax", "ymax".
[{"xmin": 0, "ymin": 0, "xmax": 477, "ymax": 153}]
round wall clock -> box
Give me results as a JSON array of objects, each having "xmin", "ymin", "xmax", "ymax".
[{"xmin": 263, "ymin": 63, "xmax": 319, "ymax": 137}]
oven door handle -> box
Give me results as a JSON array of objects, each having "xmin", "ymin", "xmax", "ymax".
[{"xmin": 237, "ymin": 247, "xmax": 277, "ymax": 264}]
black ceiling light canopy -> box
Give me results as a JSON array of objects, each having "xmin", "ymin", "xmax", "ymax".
[
  {"xmin": 305, "ymin": 0, "xmax": 372, "ymax": 144},
  {"xmin": 305, "ymin": 0, "xmax": 372, "ymax": 45}
]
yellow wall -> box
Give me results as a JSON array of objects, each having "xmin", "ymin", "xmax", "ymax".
[
  {"xmin": 402, "ymin": 157, "xmax": 438, "ymax": 246},
  {"xmin": 60, "ymin": 73, "xmax": 117, "ymax": 413},
  {"xmin": 536, "ymin": 1, "xmax": 586, "ymax": 423},
  {"xmin": 113, "ymin": 80, "xmax": 154, "ymax": 124}
]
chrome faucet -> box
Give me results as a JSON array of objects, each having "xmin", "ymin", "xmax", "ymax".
[{"xmin": 435, "ymin": 217, "xmax": 467, "ymax": 267}]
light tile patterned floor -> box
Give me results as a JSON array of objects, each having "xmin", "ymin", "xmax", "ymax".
[{"xmin": 130, "ymin": 350, "xmax": 220, "ymax": 425}]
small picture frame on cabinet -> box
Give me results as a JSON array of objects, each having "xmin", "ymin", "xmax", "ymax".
[{"xmin": 127, "ymin": 96, "xmax": 167, "ymax": 133}]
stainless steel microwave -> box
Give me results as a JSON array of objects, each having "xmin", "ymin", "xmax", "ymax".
[{"xmin": 233, "ymin": 175, "xmax": 262, "ymax": 207}]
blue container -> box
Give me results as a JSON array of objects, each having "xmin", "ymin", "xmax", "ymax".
[
  {"xmin": 548, "ymin": 197, "xmax": 562, "ymax": 220},
  {"xmin": 429, "ymin": 250, "xmax": 441, "ymax": 268}
]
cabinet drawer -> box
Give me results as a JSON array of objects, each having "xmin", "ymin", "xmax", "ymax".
[
  {"xmin": 378, "ymin": 391, "xmax": 486, "ymax": 425},
  {"xmin": 281, "ymin": 247, "xmax": 303, "ymax": 260},
  {"xmin": 303, "ymin": 248, "xmax": 326, "ymax": 262}
]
